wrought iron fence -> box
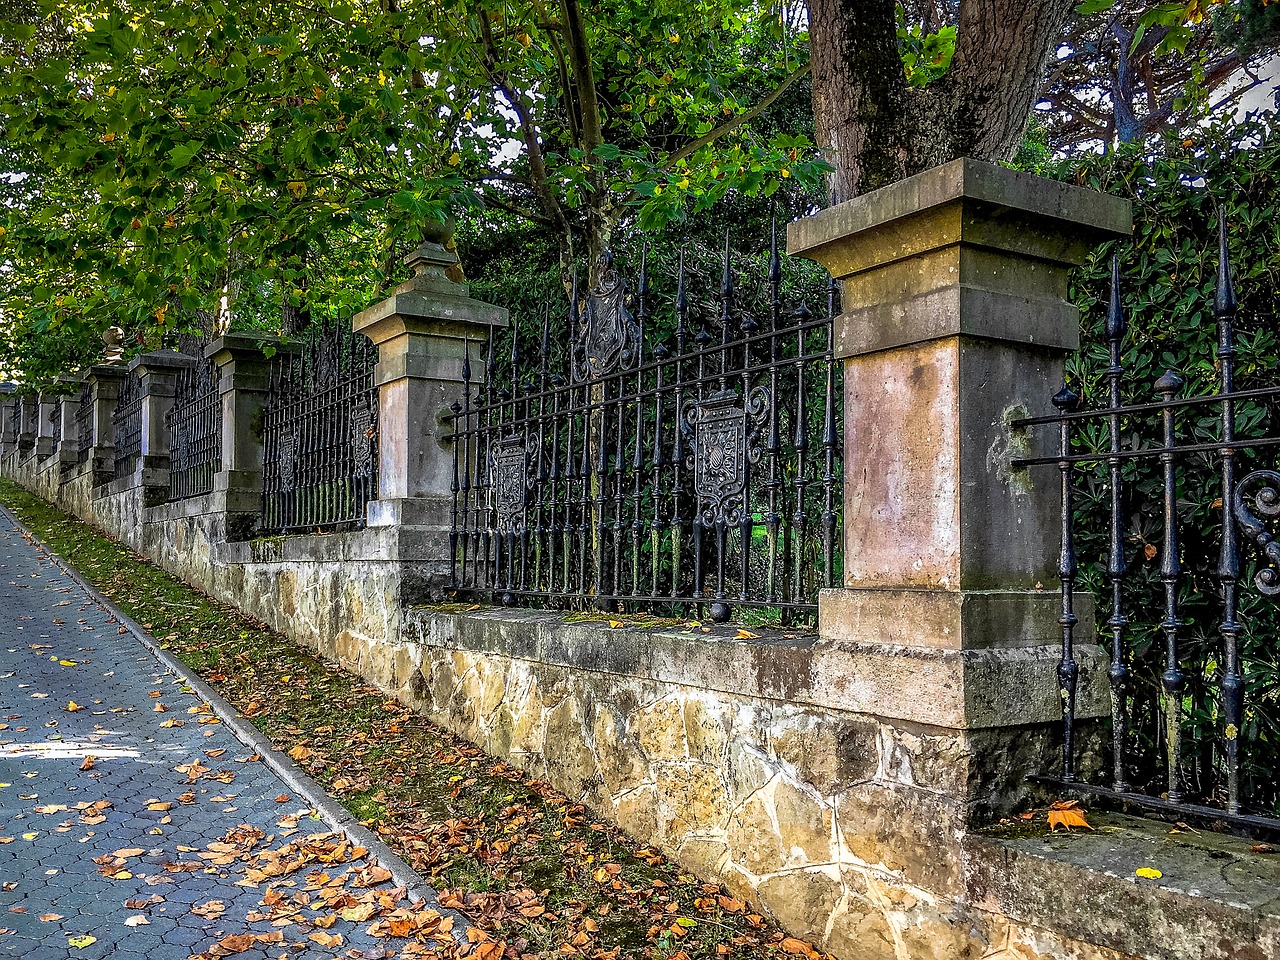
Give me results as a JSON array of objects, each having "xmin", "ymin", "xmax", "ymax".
[
  {"xmin": 448, "ymin": 225, "xmax": 842, "ymax": 624},
  {"xmin": 260, "ymin": 322, "xmax": 379, "ymax": 533},
  {"xmin": 74, "ymin": 382, "xmax": 93, "ymax": 466},
  {"xmin": 112, "ymin": 371, "xmax": 143, "ymax": 480},
  {"xmin": 1017, "ymin": 211, "xmax": 1280, "ymax": 830},
  {"xmin": 166, "ymin": 337, "xmax": 221, "ymax": 501}
]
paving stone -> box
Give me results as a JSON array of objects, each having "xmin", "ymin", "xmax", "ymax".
[{"xmin": 0, "ymin": 511, "xmax": 431, "ymax": 956}]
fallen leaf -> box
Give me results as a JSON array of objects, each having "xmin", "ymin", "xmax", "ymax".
[
  {"xmin": 1047, "ymin": 800, "xmax": 1092, "ymax": 832},
  {"xmin": 79, "ymin": 756, "xmax": 95, "ymax": 771},
  {"xmin": 1135, "ymin": 867, "xmax": 1163, "ymax": 880},
  {"xmin": 274, "ymin": 794, "xmax": 290, "ymax": 803},
  {"xmin": 67, "ymin": 935, "xmax": 96, "ymax": 948},
  {"xmin": 123, "ymin": 915, "xmax": 149, "ymax": 927},
  {"xmin": 65, "ymin": 701, "xmax": 83, "ymax": 713},
  {"xmin": 39, "ymin": 913, "xmax": 62, "ymax": 922}
]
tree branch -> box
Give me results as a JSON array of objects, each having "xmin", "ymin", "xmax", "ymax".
[{"xmin": 660, "ymin": 63, "xmax": 811, "ymax": 172}]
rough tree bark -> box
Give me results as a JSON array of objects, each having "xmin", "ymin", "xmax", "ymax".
[{"xmin": 809, "ymin": 0, "xmax": 1077, "ymax": 202}]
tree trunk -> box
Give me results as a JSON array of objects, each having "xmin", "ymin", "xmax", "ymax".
[{"xmin": 809, "ymin": 0, "xmax": 1076, "ymax": 202}]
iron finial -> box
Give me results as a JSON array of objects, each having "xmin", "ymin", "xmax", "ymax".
[{"xmin": 1215, "ymin": 206, "xmax": 1238, "ymax": 320}]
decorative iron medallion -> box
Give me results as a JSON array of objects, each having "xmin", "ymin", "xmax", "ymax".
[
  {"xmin": 574, "ymin": 253, "xmax": 640, "ymax": 382},
  {"xmin": 683, "ymin": 387, "xmax": 768, "ymax": 528},
  {"xmin": 1234, "ymin": 469, "xmax": 1280, "ymax": 595},
  {"xmin": 279, "ymin": 433, "xmax": 297, "ymax": 489},
  {"xmin": 492, "ymin": 437, "xmax": 528, "ymax": 532},
  {"xmin": 351, "ymin": 405, "xmax": 375, "ymax": 480}
]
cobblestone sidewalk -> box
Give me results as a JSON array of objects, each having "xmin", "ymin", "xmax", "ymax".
[{"xmin": 0, "ymin": 510, "xmax": 440, "ymax": 959}]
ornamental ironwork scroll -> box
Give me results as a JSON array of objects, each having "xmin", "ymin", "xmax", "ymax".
[
  {"xmin": 1233, "ymin": 469, "xmax": 1280, "ymax": 595},
  {"xmin": 492, "ymin": 438, "xmax": 528, "ymax": 532},
  {"xmin": 684, "ymin": 388, "xmax": 768, "ymax": 529},
  {"xmin": 573, "ymin": 253, "xmax": 641, "ymax": 382}
]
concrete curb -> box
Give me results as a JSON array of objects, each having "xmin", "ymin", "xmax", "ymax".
[{"xmin": 0, "ymin": 504, "xmax": 442, "ymax": 910}]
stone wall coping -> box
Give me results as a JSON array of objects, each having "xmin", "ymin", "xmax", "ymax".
[
  {"xmin": 964, "ymin": 811, "xmax": 1280, "ymax": 960},
  {"xmin": 403, "ymin": 606, "xmax": 1109, "ymax": 730},
  {"xmin": 787, "ymin": 157, "xmax": 1132, "ymax": 265},
  {"xmin": 87, "ymin": 364, "xmax": 128, "ymax": 381},
  {"xmin": 0, "ymin": 383, "xmax": 14, "ymax": 394},
  {"xmin": 128, "ymin": 350, "xmax": 196, "ymax": 374},
  {"xmin": 204, "ymin": 332, "xmax": 298, "ymax": 362}
]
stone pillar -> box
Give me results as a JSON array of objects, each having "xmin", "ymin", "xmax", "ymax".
[
  {"xmin": 787, "ymin": 159, "xmax": 1131, "ymax": 816},
  {"xmin": 206, "ymin": 333, "xmax": 283, "ymax": 537},
  {"xmin": 35, "ymin": 393, "xmax": 59, "ymax": 460},
  {"xmin": 0, "ymin": 385, "xmax": 16, "ymax": 457},
  {"xmin": 128, "ymin": 350, "xmax": 193, "ymax": 493},
  {"xmin": 84, "ymin": 365, "xmax": 127, "ymax": 482},
  {"xmin": 55, "ymin": 379, "xmax": 80, "ymax": 470},
  {"xmin": 353, "ymin": 242, "xmax": 508, "ymax": 591},
  {"xmin": 16, "ymin": 396, "xmax": 36, "ymax": 458}
]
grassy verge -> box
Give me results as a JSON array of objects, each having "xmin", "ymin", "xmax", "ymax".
[{"xmin": 0, "ymin": 479, "xmax": 830, "ymax": 960}]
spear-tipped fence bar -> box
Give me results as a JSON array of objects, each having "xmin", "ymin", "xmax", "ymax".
[
  {"xmin": 260, "ymin": 321, "xmax": 378, "ymax": 534},
  {"xmin": 167, "ymin": 336, "xmax": 222, "ymax": 501},
  {"xmin": 112, "ymin": 371, "xmax": 143, "ymax": 480},
  {"xmin": 448, "ymin": 225, "xmax": 842, "ymax": 624},
  {"xmin": 1016, "ymin": 211, "xmax": 1280, "ymax": 830}
]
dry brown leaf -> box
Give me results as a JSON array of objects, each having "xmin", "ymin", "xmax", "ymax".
[
  {"xmin": 78, "ymin": 755, "xmax": 95, "ymax": 771},
  {"xmin": 1047, "ymin": 799, "xmax": 1092, "ymax": 832}
]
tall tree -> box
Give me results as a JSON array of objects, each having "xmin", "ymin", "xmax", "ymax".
[
  {"xmin": 1042, "ymin": 0, "xmax": 1280, "ymax": 151},
  {"xmin": 808, "ymin": 0, "xmax": 1077, "ymax": 201}
]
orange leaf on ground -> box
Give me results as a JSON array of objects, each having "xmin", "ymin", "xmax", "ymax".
[{"xmin": 1047, "ymin": 800, "xmax": 1092, "ymax": 832}]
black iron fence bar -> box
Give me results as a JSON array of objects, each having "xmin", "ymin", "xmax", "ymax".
[
  {"xmin": 449, "ymin": 222, "xmax": 841, "ymax": 623},
  {"xmin": 1031, "ymin": 211, "xmax": 1280, "ymax": 827},
  {"xmin": 1214, "ymin": 207, "xmax": 1245, "ymax": 815}
]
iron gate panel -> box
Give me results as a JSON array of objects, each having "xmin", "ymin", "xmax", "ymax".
[
  {"xmin": 166, "ymin": 337, "xmax": 222, "ymax": 501},
  {"xmin": 1019, "ymin": 211, "xmax": 1280, "ymax": 830},
  {"xmin": 112, "ymin": 371, "xmax": 142, "ymax": 480},
  {"xmin": 260, "ymin": 322, "xmax": 379, "ymax": 534},
  {"xmin": 74, "ymin": 382, "xmax": 92, "ymax": 465},
  {"xmin": 448, "ymin": 224, "xmax": 842, "ymax": 624}
]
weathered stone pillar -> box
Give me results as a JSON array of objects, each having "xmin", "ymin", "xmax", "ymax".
[
  {"xmin": 128, "ymin": 350, "xmax": 193, "ymax": 495},
  {"xmin": 206, "ymin": 333, "xmax": 282, "ymax": 537},
  {"xmin": 786, "ymin": 159, "xmax": 1130, "ymax": 817},
  {"xmin": 17, "ymin": 396, "xmax": 36, "ymax": 459},
  {"xmin": 354, "ymin": 241, "xmax": 508, "ymax": 592},
  {"xmin": 54, "ymin": 380, "xmax": 81, "ymax": 471},
  {"xmin": 0, "ymin": 385, "xmax": 17, "ymax": 457},
  {"xmin": 35, "ymin": 393, "xmax": 59, "ymax": 460},
  {"xmin": 83, "ymin": 365, "xmax": 127, "ymax": 482}
]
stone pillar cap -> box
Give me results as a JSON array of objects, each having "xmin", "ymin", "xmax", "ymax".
[
  {"xmin": 128, "ymin": 350, "xmax": 196, "ymax": 374},
  {"xmin": 787, "ymin": 157, "xmax": 1132, "ymax": 272},
  {"xmin": 87, "ymin": 364, "xmax": 128, "ymax": 381},
  {"xmin": 204, "ymin": 332, "xmax": 296, "ymax": 361},
  {"xmin": 354, "ymin": 243, "xmax": 509, "ymax": 343}
]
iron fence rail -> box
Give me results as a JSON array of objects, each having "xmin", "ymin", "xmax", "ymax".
[
  {"xmin": 166, "ymin": 338, "xmax": 221, "ymax": 501},
  {"xmin": 259, "ymin": 323, "xmax": 379, "ymax": 534},
  {"xmin": 1017, "ymin": 211, "xmax": 1280, "ymax": 830},
  {"xmin": 448, "ymin": 225, "xmax": 842, "ymax": 624}
]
